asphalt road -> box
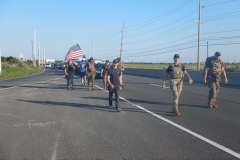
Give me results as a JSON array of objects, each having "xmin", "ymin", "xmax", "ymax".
[{"xmin": 0, "ymin": 68, "xmax": 239, "ymax": 160}]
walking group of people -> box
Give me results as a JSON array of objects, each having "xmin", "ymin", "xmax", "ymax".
[
  {"xmin": 63, "ymin": 51, "xmax": 228, "ymax": 115},
  {"xmin": 63, "ymin": 57, "xmax": 124, "ymax": 112},
  {"xmin": 162, "ymin": 52, "xmax": 228, "ymax": 116}
]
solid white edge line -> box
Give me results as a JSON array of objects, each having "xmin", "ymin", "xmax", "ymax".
[{"xmin": 95, "ymin": 84, "xmax": 240, "ymax": 159}]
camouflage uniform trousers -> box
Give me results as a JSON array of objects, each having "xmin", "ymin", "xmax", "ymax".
[
  {"xmin": 87, "ymin": 73, "xmax": 95, "ymax": 89},
  {"xmin": 103, "ymin": 74, "xmax": 108, "ymax": 90},
  {"xmin": 67, "ymin": 71, "xmax": 74, "ymax": 88},
  {"xmin": 170, "ymin": 79, "xmax": 183, "ymax": 106},
  {"xmin": 208, "ymin": 78, "xmax": 220, "ymax": 101}
]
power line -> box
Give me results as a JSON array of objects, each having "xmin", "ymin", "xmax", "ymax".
[
  {"xmin": 125, "ymin": 23, "xmax": 197, "ymax": 45},
  {"xmin": 125, "ymin": 0, "xmax": 194, "ymax": 31},
  {"xmin": 203, "ymin": 0, "xmax": 237, "ymax": 8},
  {"xmin": 122, "ymin": 35, "xmax": 240, "ymax": 57}
]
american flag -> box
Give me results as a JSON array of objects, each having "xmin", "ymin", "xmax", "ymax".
[{"xmin": 64, "ymin": 44, "xmax": 84, "ymax": 60}]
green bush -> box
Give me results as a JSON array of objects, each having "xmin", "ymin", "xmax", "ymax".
[{"xmin": 0, "ymin": 56, "xmax": 43, "ymax": 79}]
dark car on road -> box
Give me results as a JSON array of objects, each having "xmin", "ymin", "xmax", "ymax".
[{"xmin": 95, "ymin": 63, "xmax": 105, "ymax": 79}]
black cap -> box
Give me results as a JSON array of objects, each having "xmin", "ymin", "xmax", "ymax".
[
  {"xmin": 117, "ymin": 57, "xmax": 121, "ymax": 61},
  {"xmin": 106, "ymin": 60, "xmax": 109, "ymax": 62},
  {"xmin": 174, "ymin": 54, "xmax": 180, "ymax": 58},
  {"xmin": 89, "ymin": 57, "xmax": 93, "ymax": 60},
  {"xmin": 215, "ymin": 52, "xmax": 221, "ymax": 56},
  {"xmin": 113, "ymin": 59, "xmax": 118, "ymax": 63}
]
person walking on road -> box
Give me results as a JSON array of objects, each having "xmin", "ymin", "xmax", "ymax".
[
  {"xmin": 64, "ymin": 59, "xmax": 78, "ymax": 90},
  {"xmin": 203, "ymin": 51, "xmax": 228, "ymax": 108},
  {"xmin": 78, "ymin": 57, "xmax": 87, "ymax": 86},
  {"xmin": 161, "ymin": 54, "xmax": 193, "ymax": 116},
  {"xmin": 101, "ymin": 60, "xmax": 110, "ymax": 90},
  {"xmin": 85, "ymin": 57, "xmax": 96, "ymax": 91},
  {"xmin": 108, "ymin": 59, "xmax": 122, "ymax": 112}
]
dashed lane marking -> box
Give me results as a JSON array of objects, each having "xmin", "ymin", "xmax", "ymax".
[{"xmin": 149, "ymin": 83, "xmax": 170, "ymax": 88}]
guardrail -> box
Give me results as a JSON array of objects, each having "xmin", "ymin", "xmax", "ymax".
[{"xmin": 124, "ymin": 68, "xmax": 240, "ymax": 86}]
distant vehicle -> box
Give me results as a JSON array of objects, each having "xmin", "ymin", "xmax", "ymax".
[
  {"xmin": 57, "ymin": 63, "xmax": 62, "ymax": 69},
  {"xmin": 45, "ymin": 63, "xmax": 51, "ymax": 68},
  {"xmin": 95, "ymin": 62, "xmax": 105, "ymax": 79},
  {"xmin": 53, "ymin": 63, "xmax": 58, "ymax": 69}
]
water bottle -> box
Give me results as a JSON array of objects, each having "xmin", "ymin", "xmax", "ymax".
[{"xmin": 189, "ymin": 79, "xmax": 193, "ymax": 84}]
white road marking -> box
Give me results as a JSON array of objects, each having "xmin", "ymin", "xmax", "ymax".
[
  {"xmin": 0, "ymin": 76, "xmax": 62, "ymax": 91},
  {"xmin": 95, "ymin": 84, "xmax": 240, "ymax": 159},
  {"xmin": 51, "ymin": 132, "xmax": 60, "ymax": 160},
  {"xmin": 14, "ymin": 120, "xmax": 55, "ymax": 129},
  {"xmin": 149, "ymin": 84, "xmax": 170, "ymax": 88}
]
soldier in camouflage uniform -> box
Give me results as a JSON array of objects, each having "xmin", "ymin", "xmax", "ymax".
[
  {"xmin": 64, "ymin": 59, "xmax": 78, "ymax": 90},
  {"xmin": 117, "ymin": 57, "xmax": 124, "ymax": 90},
  {"xmin": 85, "ymin": 57, "xmax": 96, "ymax": 91},
  {"xmin": 101, "ymin": 60, "xmax": 110, "ymax": 90},
  {"xmin": 203, "ymin": 52, "xmax": 228, "ymax": 108},
  {"xmin": 162, "ymin": 54, "xmax": 193, "ymax": 116}
]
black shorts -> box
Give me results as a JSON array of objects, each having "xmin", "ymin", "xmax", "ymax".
[{"xmin": 80, "ymin": 72, "xmax": 86, "ymax": 77}]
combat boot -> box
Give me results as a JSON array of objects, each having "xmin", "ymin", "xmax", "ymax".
[
  {"xmin": 173, "ymin": 106, "xmax": 180, "ymax": 116},
  {"xmin": 208, "ymin": 100, "xmax": 213, "ymax": 108},
  {"xmin": 212, "ymin": 100, "xmax": 218, "ymax": 108},
  {"xmin": 88, "ymin": 83, "xmax": 91, "ymax": 91},
  {"xmin": 67, "ymin": 86, "xmax": 70, "ymax": 90}
]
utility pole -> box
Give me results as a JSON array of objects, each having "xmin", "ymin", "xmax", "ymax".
[
  {"xmin": 194, "ymin": 0, "xmax": 206, "ymax": 71},
  {"xmin": 207, "ymin": 41, "xmax": 208, "ymax": 58},
  {"xmin": 120, "ymin": 23, "xmax": 124, "ymax": 60},
  {"xmin": 32, "ymin": 40, "xmax": 34, "ymax": 66},
  {"xmin": 197, "ymin": 0, "xmax": 202, "ymax": 71},
  {"xmin": 0, "ymin": 45, "xmax": 2, "ymax": 75},
  {"xmin": 33, "ymin": 27, "xmax": 36, "ymax": 67},
  {"xmin": 38, "ymin": 41, "xmax": 40, "ymax": 66},
  {"xmin": 44, "ymin": 50, "xmax": 46, "ymax": 63},
  {"xmin": 42, "ymin": 48, "xmax": 44, "ymax": 65},
  {"xmin": 92, "ymin": 39, "xmax": 94, "ymax": 58}
]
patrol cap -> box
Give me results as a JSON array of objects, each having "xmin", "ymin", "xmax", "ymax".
[
  {"xmin": 106, "ymin": 60, "xmax": 109, "ymax": 62},
  {"xmin": 89, "ymin": 57, "xmax": 93, "ymax": 60},
  {"xmin": 113, "ymin": 59, "xmax": 118, "ymax": 63},
  {"xmin": 215, "ymin": 52, "xmax": 221, "ymax": 56},
  {"xmin": 117, "ymin": 57, "xmax": 121, "ymax": 61},
  {"xmin": 174, "ymin": 54, "xmax": 180, "ymax": 58}
]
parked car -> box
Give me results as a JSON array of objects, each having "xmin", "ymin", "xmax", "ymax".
[
  {"xmin": 57, "ymin": 63, "xmax": 62, "ymax": 69},
  {"xmin": 95, "ymin": 63, "xmax": 105, "ymax": 79},
  {"xmin": 45, "ymin": 63, "xmax": 51, "ymax": 68}
]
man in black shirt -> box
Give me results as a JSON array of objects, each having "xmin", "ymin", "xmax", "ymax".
[{"xmin": 108, "ymin": 59, "xmax": 121, "ymax": 112}]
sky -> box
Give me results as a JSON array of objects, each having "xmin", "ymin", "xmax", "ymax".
[{"xmin": 0, "ymin": 0, "xmax": 240, "ymax": 63}]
